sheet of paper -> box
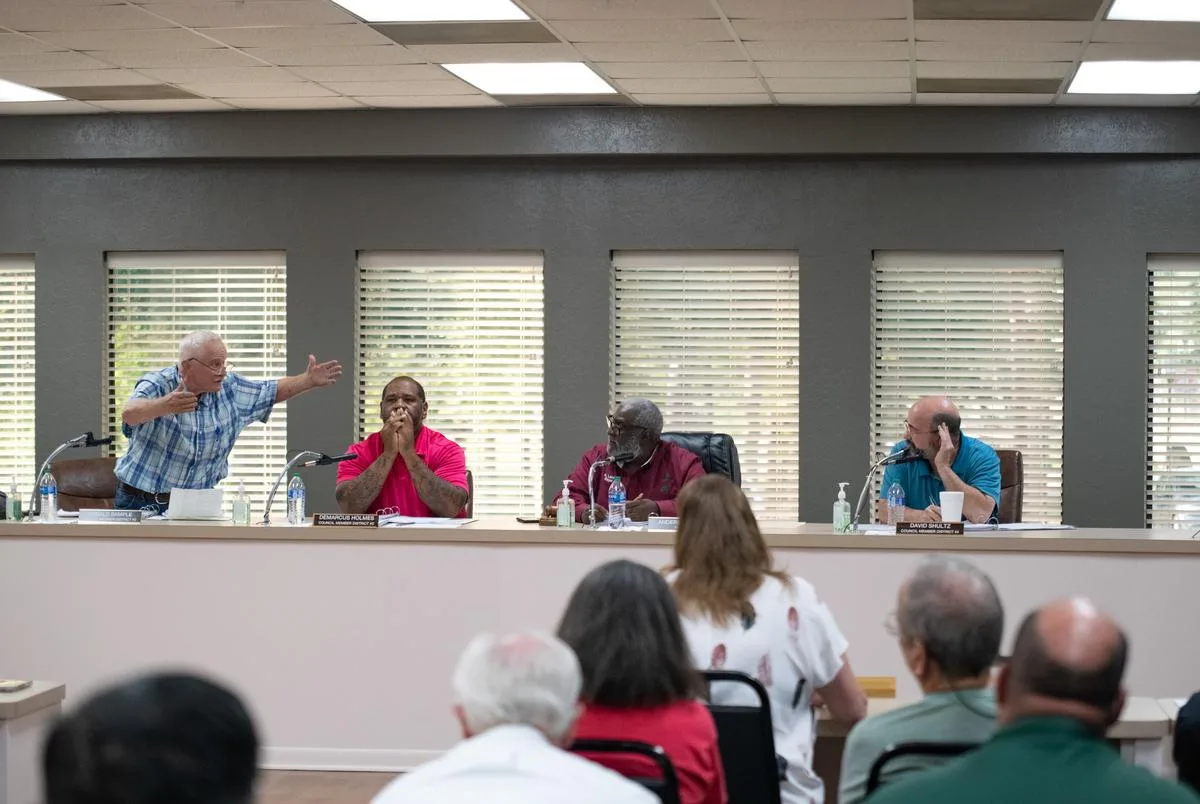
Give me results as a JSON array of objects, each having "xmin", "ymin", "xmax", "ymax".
[
  {"xmin": 986, "ymin": 523, "xmax": 1076, "ymax": 531},
  {"xmin": 381, "ymin": 516, "xmax": 475, "ymax": 528}
]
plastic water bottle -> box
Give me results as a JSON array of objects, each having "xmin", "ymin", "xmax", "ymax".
[
  {"xmin": 286, "ymin": 474, "xmax": 305, "ymax": 525},
  {"xmin": 607, "ymin": 475, "xmax": 627, "ymax": 529},
  {"xmin": 886, "ymin": 482, "xmax": 906, "ymax": 526},
  {"xmin": 39, "ymin": 471, "xmax": 57, "ymax": 522}
]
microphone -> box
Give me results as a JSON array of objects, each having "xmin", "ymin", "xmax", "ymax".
[
  {"xmin": 297, "ymin": 453, "xmax": 355, "ymax": 468},
  {"xmin": 84, "ymin": 431, "xmax": 114, "ymax": 448},
  {"xmin": 848, "ymin": 445, "xmax": 923, "ymax": 529},
  {"xmin": 879, "ymin": 445, "xmax": 922, "ymax": 466}
]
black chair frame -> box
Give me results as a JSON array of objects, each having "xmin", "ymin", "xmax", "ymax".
[
  {"xmin": 571, "ymin": 738, "xmax": 681, "ymax": 804},
  {"xmin": 865, "ymin": 741, "xmax": 979, "ymax": 795},
  {"xmin": 703, "ymin": 669, "xmax": 783, "ymax": 804}
]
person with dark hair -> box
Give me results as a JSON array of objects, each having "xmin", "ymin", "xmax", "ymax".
[
  {"xmin": 42, "ymin": 672, "xmax": 259, "ymax": 804},
  {"xmin": 1176, "ymin": 692, "xmax": 1200, "ymax": 795},
  {"xmin": 868, "ymin": 598, "xmax": 1200, "ymax": 804},
  {"xmin": 546, "ymin": 398, "xmax": 705, "ymax": 523},
  {"xmin": 839, "ymin": 556, "xmax": 1003, "ymax": 803},
  {"xmin": 336, "ymin": 375, "xmax": 469, "ymax": 517},
  {"xmin": 669, "ymin": 474, "xmax": 866, "ymax": 804},
  {"xmin": 876, "ymin": 395, "xmax": 1000, "ymax": 524},
  {"xmin": 557, "ymin": 559, "xmax": 727, "ymax": 804}
]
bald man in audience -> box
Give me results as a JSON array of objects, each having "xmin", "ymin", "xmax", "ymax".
[
  {"xmin": 867, "ymin": 598, "xmax": 1200, "ymax": 804},
  {"xmin": 877, "ymin": 395, "xmax": 1000, "ymax": 524}
]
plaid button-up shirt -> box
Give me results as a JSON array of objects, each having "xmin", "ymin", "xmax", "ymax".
[{"xmin": 114, "ymin": 365, "xmax": 277, "ymax": 493}]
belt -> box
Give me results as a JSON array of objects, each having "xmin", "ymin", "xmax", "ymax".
[{"xmin": 118, "ymin": 482, "xmax": 171, "ymax": 505}]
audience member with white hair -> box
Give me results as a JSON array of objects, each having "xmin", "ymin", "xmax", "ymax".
[{"xmin": 371, "ymin": 631, "xmax": 656, "ymax": 804}]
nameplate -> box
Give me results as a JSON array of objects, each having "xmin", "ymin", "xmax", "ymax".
[
  {"xmin": 312, "ymin": 513, "xmax": 379, "ymax": 528},
  {"xmin": 79, "ymin": 509, "xmax": 142, "ymax": 523},
  {"xmin": 896, "ymin": 521, "xmax": 964, "ymax": 535},
  {"xmin": 647, "ymin": 516, "xmax": 679, "ymax": 531}
]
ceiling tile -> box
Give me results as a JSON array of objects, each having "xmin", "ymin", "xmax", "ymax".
[
  {"xmin": 87, "ymin": 48, "xmax": 262, "ymax": 68},
  {"xmin": 287, "ymin": 64, "xmax": 450, "ymax": 82},
  {"xmin": 551, "ymin": 19, "xmax": 731, "ymax": 42},
  {"xmin": 242, "ymin": 45, "xmax": 424, "ymax": 66},
  {"xmin": 35, "ymin": 28, "xmax": 221, "ymax": 50},
  {"xmin": 0, "ymin": 51, "xmax": 114, "ymax": 70},
  {"xmin": 179, "ymin": 81, "xmax": 337, "ymax": 98},
  {"xmin": 745, "ymin": 41, "xmax": 910, "ymax": 60},
  {"xmin": 90, "ymin": 98, "xmax": 234, "ymax": 111},
  {"xmin": 598, "ymin": 61, "xmax": 756, "ymax": 78},
  {"xmin": 632, "ymin": 92, "xmax": 773, "ymax": 104},
  {"xmin": 917, "ymin": 92, "xmax": 1055, "ymax": 104},
  {"xmin": 766, "ymin": 76, "xmax": 911, "ymax": 92},
  {"xmin": 523, "ymin": 0, "xmax": 717, "ymax": 18},
  {"xmin": 916, "ymin": 41, "xmax": 1081, "ymax": 60},
  {"xmin": 0, "ymin": 34, "xmax": 68, "ymax": 55},
  {"xmin": 775, "ymin": 92, "xmax": 909, "ymax": 103},
  {"xmin": 1084, "ymin": 42, "xmax": 1200, "ymax": 60},
  {"xmin": 406, "ymin": 42, "xmax": 578, "ymax": 61},
  {"xmin": 913, "ymin": 0, "xmax": 1103, "ymax": 21},
  {"xmin": 0, "ymin": 68, "xmax": 161, "ymax": 87},
  {"xmin": 493, "ymin": 92, "xmax": 634, "ymax": 105},
  {"xmin": 758, "ymin": 60, "xmax": 910, "ymax": 78},
  {"xmin": 199, "ymin": 24, "xmax": 393, "ymax": 49},
  {"xmin": 0, "ymin": 5, "xmax": 171, "ymax": 32},
  {"xmin": 616, "ymin": 77, "xmax": 764, "ymax": 93},
  {"xmin": 916, "ymin": 61, "xmax": 1070, "ymax": 79},
  {"xmin": 372, "ymin": 20, "xmax": 558, "ymax": 45},
  {"xmin": 138, "ymin": 2, "xmax": 357, "ymax": 28},
  {"xmin": 576, "ymin": 41, "xmax": 747, "ymax": 60},
  {"xmin": 227, "ymin": 96, "xmax": 365, "ymax": 109},
  {"xmin": 1092, "ymin": 21, "xmax": 1200, "ymax": 44},
  {"xmin": 361, "ymin": 94, "xmax": 501, "ymax": 107},
  {"xmin": 916, "ymin": 77, "xmax": 1063, "ymax": 92},
  {"xmin": 733, "ymin": 19, "xmax": 910, "ymax": 41},
  {"xmin": 319, "ymin": 79, "xmax": 479, "ymax": 95},
  {"xmin": 0, "ymin": 99, "xmax": 102, "ymax": 113},
  {"xmin": 46, "ymin": 83, "xmax": 201, "ymax": 100},
  {"xmin": 137, "ymin": 66, "xmax": 301, "ymax": 84},
  {"xmin": 915, "ymin": 21, "xmax": 1091, "ymax": 42},
  {"xmin": 1059, "ymin": 92, "xmax": 1196, "ymax": 106},
  {"xmin": 717, "ymin": 0, "xmax": 909, "ymax": 18}
]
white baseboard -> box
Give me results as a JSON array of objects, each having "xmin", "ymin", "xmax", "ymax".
[{"xmin": 262, "ymin": 746, "xmax": 444, "ymax": 773}]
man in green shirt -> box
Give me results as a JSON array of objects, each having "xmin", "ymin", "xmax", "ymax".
[
  {"xmin": 839, "ymin": 556, "xmax": 1001, "ymax": 803},
  {"xmin": 866, "ymin": 598, "xmax": 1200, "ymax": 804}
]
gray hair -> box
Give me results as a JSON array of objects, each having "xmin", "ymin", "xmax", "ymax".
[
  {"xmin": 617, "ymin": 398, "xmax": 663, "ymax": 439},
  {"xmin": 178, "ymin": 331, "xmax": 223, "ymax": 361},
  {"xmin": 451, "ymin": 631, "xmax": 581, "ymax": 743},
  {"xmin": 898, "ymin": 555, "xmax": 1003, "ymax": 680}
]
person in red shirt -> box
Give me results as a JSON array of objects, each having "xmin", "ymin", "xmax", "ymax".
[
  {"xmin": 558, "ymin": 559, "xmax": 728, "ymax": 804},
  {"xmin": 335, "ymin": 376, "xmax": 468, "ymax": 517},
  {"xmin": 547, "ymin": 398, "xmax": 705, "ymax": 524}
]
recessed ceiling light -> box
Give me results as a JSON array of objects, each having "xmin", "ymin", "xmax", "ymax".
[
  {"xmin": 1068, "ymin": 60, "xmax": 1200, "ymax": 94},
  {"xmin": 0, "ymin": 79, "xmax": 64, "ymax": 103},
  {"xmin": 442, "ymin": 62, "xmax": 617, "ymax": 95},
  {"xmin": 329, "ymin": 0, "xmax": 529, "ymax": 22},
  {"xmin": 1108, "ymin": 0, "xmax": 1200, "ymax": 22}
]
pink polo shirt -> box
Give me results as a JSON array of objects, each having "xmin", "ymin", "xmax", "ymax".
[{"xmin": 336, "ymin": 426, "xmax": 468, "ymax": 517}]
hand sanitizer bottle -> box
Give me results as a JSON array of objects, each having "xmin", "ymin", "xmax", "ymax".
[
  {"xmin": 5, "ymin": 476, "xmax": 19, "ymax": 521},
  {"xmin": 556, "ymin": 480, "xmax": 574, "ymax": 528},
  {"xmin": 232, "ymin": 481, "xmax": 251, "ymax": 525},
  {"xmin": 833, "ymin": 482, "xmax": 851, "ymax": 533}
]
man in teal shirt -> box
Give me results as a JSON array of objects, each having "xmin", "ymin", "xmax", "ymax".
[
  {"xmin": 866, "ymin": 598, "xmax": 1200, "ymax": 804},
  {"xmin": 839, "ymin": 556, "xmax": 1001, "ymax": 803},
  {"xmin": 877, "ymin": 396, "xmax": 1000, "ymax": 523}
]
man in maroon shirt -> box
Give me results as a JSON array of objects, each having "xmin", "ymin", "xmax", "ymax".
[{"xmin": 547, "ymin": 398, "xmax": 705, "ymax": 524}]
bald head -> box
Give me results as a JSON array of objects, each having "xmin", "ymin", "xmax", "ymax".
[{"xmin": 1002, "ymin": 598, "xmax": 1127, "ymax": 730}]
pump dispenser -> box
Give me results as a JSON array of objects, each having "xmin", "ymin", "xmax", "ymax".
[
  {"xmin": 556, "ymin": 480, "xmax": 574, "ymax": 528},
  {"xmin": 833, "ymin": 481, "xmax": 851, "ymax": 533}
]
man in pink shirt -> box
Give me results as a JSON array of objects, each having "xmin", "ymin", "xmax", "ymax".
[
  {"xmin": 547, "ymin": 398, "xmax": 705, "ymax": 524},
  {"xmin": 336, "ymin": 376, "xmax": 469, "ymax": 518}
]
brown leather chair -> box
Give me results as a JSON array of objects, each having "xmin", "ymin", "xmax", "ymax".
[
  {"xmin": 465, "ymin": 469, "xmax": 473, "ymax": 518},
  {"xmin": 997, "ymin": 449, "xmax": 1023, "ymax": 524},
  {"xmin": 51, "ymin": 456, "xmax": 118, "ymax": 511}
]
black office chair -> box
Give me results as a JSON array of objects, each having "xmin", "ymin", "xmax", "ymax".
[
  {"xmin": 702, "ymin": 670, "xmax": 782, "ymax": 804},
  {"xmin": 571, "ymin": 739, "xmax": 681, "ymax": 804},
  {"xmin": 865, "ymin": 741, "xmax": 979, "ymax": 795},
  {"xmin": 661, "ymin": 432, "xmax": 741, "ymax": 486}
]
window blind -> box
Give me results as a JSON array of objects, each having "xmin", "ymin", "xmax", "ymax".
[
  {"xmin": 357, "ymin": 252, "xmax": 544, "ymax": 516},
  {"xmin": 872, "ymin": 252, "xmax": 1064, "ymax": 523},
  {"xmin": 611, "ymin": 252, "xmax": 800, "ymax": 518},
  {"xmin": 106, "ymin": 252, "xmax": 288, "ymax": 517},
  {"xmin": 1147, "ymin": 256, "xmax": 1200, "ymax": 528},
  {"xmin": 0, "ymin": 255, "xmax": 35, "ymax": 490}
]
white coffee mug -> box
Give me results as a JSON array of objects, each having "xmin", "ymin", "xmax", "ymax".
[{"xmin": 940, "ymin": 491, "xmax": 965, "ymax": 523}]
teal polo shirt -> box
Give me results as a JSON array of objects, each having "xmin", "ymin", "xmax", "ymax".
[{"xmin": 878, "ymin": 433, "xmax": 1000, "ymax": 519}]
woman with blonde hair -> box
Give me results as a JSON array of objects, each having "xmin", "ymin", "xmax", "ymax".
[{"xmin": 668, "ymin": 474, "xmax": 866, "ymax": 804}]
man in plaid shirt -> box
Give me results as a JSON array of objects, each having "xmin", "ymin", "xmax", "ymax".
[{"xmin": 114, "ymin": 330, "xmax": 342, "ymax": 512}]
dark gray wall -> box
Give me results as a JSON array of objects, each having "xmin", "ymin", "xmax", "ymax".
[{"xmin": 4, "ymin": 107, "xmax": 1199, "ymax": 524}]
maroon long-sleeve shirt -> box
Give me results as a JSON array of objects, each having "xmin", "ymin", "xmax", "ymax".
[{"xmin": 562, "ymin": 441, "xmax": 705, "ymax": 521}]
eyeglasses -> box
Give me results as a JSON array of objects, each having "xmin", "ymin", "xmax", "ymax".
[
  {"xmin": 606, "ymin": 415, "xmax": 645, "ymax": 436},
  {"xmin": 903, "ymin": 420, "xmax": 936, "ymax": 435},
  {"xmin": 184, "ymin": 357, "xmax": 229, "ymax": 373}
]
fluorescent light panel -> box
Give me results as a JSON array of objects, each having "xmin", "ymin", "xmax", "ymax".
[
  {"xmin": 443, "ymin": 62, "xmax": 617, "ymax": 95},
  {"xmin": 1108, "ymin": 0, "xmax": 1200, "ymax": 22},
  {"xmin": 0, "ymin": 78, "xmax": 64, "ymax": 103},
  {"xmin": 1068, "ymin": 60, "xmax": 1200, "ymax": 94},
  {"xmin": 329, "ymin": 0, "xmax": 529, "ymax": 22}
]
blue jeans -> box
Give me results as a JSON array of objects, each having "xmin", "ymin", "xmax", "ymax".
[{"xmin": 114, "ymin": 486, "xmax": 169, "ymax": 516}]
